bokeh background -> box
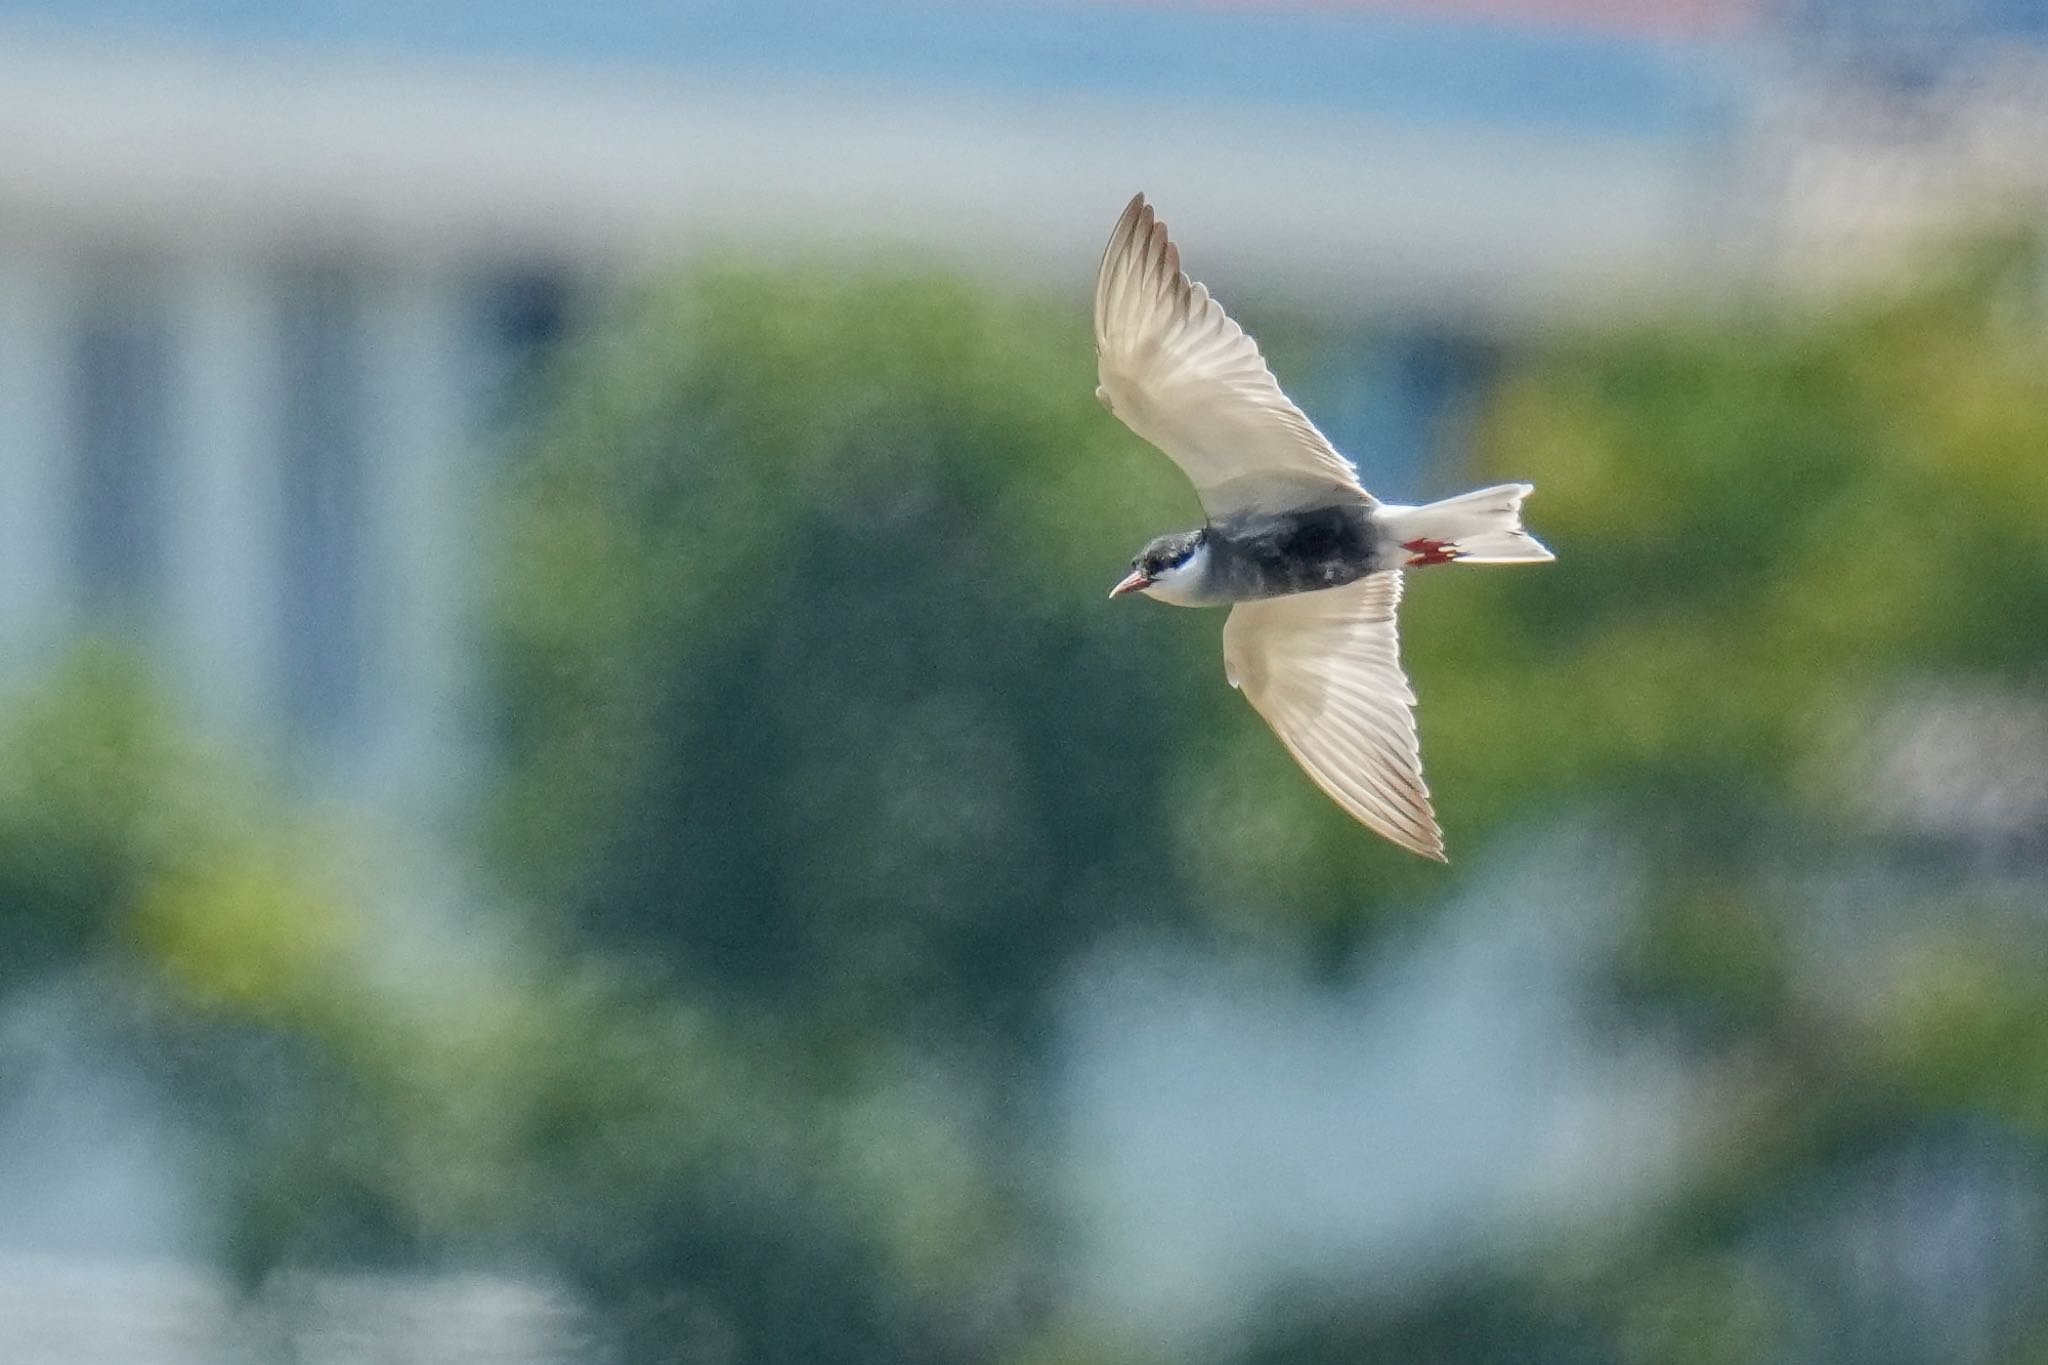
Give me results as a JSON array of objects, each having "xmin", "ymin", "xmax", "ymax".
[{"xmin": 5, "ymin": 2, "xmax": 2048, "ymax": 1362}]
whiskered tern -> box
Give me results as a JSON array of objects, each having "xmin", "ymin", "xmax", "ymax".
[{"xmin": 1096, "ymin": 193, "xmax": 1554, "ymax": 860}]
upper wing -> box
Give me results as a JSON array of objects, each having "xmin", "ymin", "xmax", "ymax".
[
  {"xmin": 1222, "ymin": 572, "xmax": 1444, "ymax": 861},
  {"xmin": 1094, "ymin": 193, "xmax": 1370, "ymax": 519}
]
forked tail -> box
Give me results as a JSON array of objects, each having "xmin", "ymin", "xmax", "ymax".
[{"xmin": 1381, "ymin": 483, "xmax": 1554, "ymax": 567}]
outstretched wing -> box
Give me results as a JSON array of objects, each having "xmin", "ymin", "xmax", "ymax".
[
  {"xmin": 1094, "ymin": 193, "xmax": 1370, "ymax": 519},
  {"xmin": 1222, "ymin": 572, "xmax": 1444, "ymax": 861}
]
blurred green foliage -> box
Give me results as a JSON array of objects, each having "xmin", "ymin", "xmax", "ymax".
[
  {"xmin": 1241, "ymin": 239, "xmax": 2048, "ymax": 1365},
  {"xmin": 6, "ymin": 240, "xmax": 2048, "ymax": 1363},
  {"xmin": 490, "ymin": 266, "xmax": 1483, "ymax": 1047},
  {"xmin": 0, "ymin": 647, "xmax": 248, "ymax": 990},
  {"xmin": 1413, "ymin": 240, "xmax": 2048, "ymax": 849}
]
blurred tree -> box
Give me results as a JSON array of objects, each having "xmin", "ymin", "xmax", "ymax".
[
  {"xmin": 491, "ymin": 246, "xmax": 2048, "ymax": 1362},
  {"xmin": 1216, "ymin": 238, "xmax": 2048, "ymax": 1365},
  {"xmin": 490, "ymin": 266, "xmax": 1441, "ymax": 1039},
  {"xmin": 0, "ymin": 645, "xmax": 410, "ymax": 1274},
  {"xmin": 488, "ymin": 264, "xmax": 1528, "ymax": 1360},
  {"xmin": 11, "ymin": 238, "xmax": 2048, "ymax": 1365},
  {"xmin": 0, "ymin": 645, "xmax": 240, "ymax": 990}
]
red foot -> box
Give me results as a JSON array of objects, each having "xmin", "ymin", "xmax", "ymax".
[{"xmin": 1402, "ymin": 537, "xmax": 1461, "ymax": 567}]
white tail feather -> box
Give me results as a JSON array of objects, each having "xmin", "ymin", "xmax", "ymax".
[{"xmin": 1380, "ymin": 483, "xmax": 1554, "ymax": 566}]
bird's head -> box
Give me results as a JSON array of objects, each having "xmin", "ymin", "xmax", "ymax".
[{"xmin": 1108, "ymin": 529, "xmax": 1210, "ymax": 604}]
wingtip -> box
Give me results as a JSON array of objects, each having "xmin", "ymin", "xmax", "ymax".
[
  {"xmin": 1098, "ymin": 193, "xmax": 1155, "ymax": 300},
  {"xmin": 1401, "ymin": 827, "xmax": 1449, "ymax": 863}
]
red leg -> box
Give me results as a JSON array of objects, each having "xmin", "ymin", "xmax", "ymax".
[{"xmin": 1401, "ymin": 537, "xmax": 1461, "ymax": 567}]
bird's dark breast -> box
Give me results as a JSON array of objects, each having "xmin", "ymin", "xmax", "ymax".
[{"xmin": 1208, "ymin": 503, "xmax": 1383, "ymax": 601}]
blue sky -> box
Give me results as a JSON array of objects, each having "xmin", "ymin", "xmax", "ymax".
[{"xmin": 0, "ymin": 0, "xmax": 1734, "ymax": 138}]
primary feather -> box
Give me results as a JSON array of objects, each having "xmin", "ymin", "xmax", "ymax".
[{"xmin": 1093, "ymin": 193, "xmax": 1369, "ymax": 518}]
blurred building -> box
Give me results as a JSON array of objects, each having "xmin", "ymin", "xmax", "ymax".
[
  {"xmin": 0, "ymin": 0, "xmax": 1754, "ymax": 822},
  {"xmin": 0, "ymin": 2, "xmax": 2041, "ymax": 821},
  {"xmin": 1740, "ymin": 0, "xmax": 2048, "ymax": 284},
  {"xmin": 0, "ymin": 45, "xmax": 584, "ymax": 819}
]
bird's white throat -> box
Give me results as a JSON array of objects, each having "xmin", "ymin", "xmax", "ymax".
[{"xmin": 1143, "ymin": 542, "xmax": 1213, "ymax": 607}]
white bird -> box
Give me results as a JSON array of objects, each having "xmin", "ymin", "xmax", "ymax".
[{"xmin": 1096, "ymin": 193, "xmax": 1554, "ymax": 861}]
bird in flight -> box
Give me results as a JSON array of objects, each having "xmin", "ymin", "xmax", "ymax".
[{"xmin": 1095, "ymin": 193, "xmax": 1553, "ymax": 860}]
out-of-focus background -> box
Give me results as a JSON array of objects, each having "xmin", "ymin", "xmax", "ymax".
[{"xmin": 4, "ymin": 1, "xmax": 2048, "ymax": 1362}]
